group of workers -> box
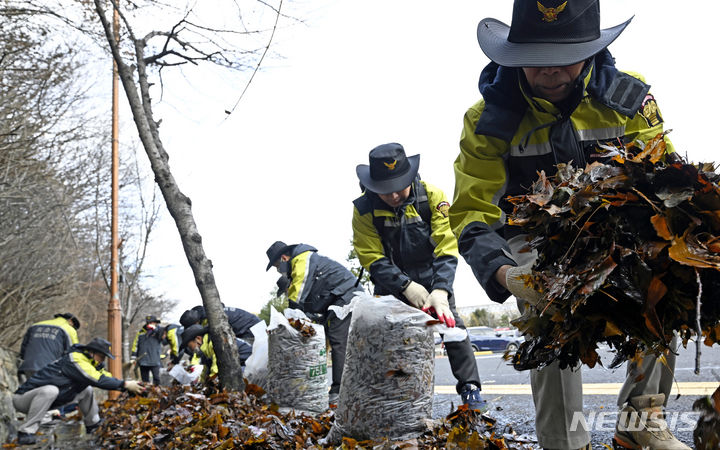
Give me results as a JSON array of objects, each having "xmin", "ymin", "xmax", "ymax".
[
  {"xmin": 10, "ymin": 0, "xmax": 693, "ymax": 448},
  {"xmin": 12, "ymin": 314, "xmax": 143, "ymax": 445},
  {"xmin": 11, "ymin": 304, "xmax": 261, "ymax": 445},
  {"xmin": 267, "ymin": 0, "xmax": 689, "ymax": 449}
]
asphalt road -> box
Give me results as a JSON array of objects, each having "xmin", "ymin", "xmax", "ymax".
[{"xmin": 431, "ymin": 340, "xmax": 720, "ymax": 448}]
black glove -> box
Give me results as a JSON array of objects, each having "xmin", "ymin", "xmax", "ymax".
[{"xmin": 276, "ymin": 275, "xmax": 290, "ymax": 296}]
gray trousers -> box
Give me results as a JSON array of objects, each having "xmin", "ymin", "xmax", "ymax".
[
  {"xmin": 12, "ymin": 385, "xmax": 99, "ymax": 434},
  {"xmin": 507, "ymin": 235, "xmax": 676, "ymax": 449}
]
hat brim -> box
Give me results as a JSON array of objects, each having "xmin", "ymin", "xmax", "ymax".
[
  {"xmin": 265, "ymin": 244, "xmax": 291, "ymax": 271},
  {"xmin": 477, "ymin": 17, "xmax": 633, "ymax": 68},
  {"xmin": 356, "ymin": 154, "xmax": 420, "ymax": 195},
  {"xmin": 83, "ymin": 345, "xmax": 115, "ymax": 360},
  {"xmin": 180, "ymin": 327, "xmax": 207, "ymax": 350}
]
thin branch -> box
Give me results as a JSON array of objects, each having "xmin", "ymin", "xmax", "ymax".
[{"xmin": 223, "ymin": 0, "xmax": 283, "ymax": 118}]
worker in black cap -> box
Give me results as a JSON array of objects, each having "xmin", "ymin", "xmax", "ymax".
[
  {"xmin": 179, "ymin": 304, "xmax": 260, "ymax": 344},
  {"xmin": 265, "ymin": 240, "xmax": 359, "ymax": 406},
  {"xmin": 352, "ymin": 143, "xmax": 485, "ymax": 412},
  {"xmin": 12, "ymin": 337, "xmax": 144, "ymax": 445},
  {"xmin": 18, "ymin": 313, "xmax": 80, "ymax": 381},
  {"xmin": 450, "ymin": 1, "xmax": 684, "ymax": 448},
  {"xmin": 130, "ymin": 315, "xmax": 163, "ymax": 385}
]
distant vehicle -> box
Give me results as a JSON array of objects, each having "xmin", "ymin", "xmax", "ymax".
[
  {"xmin": 467, "ymin": 326, "xmax": 520, "ymax": 353},
  {"xmin": 495, "ymin": 328, "xmax": 523, "ymax": 340}
]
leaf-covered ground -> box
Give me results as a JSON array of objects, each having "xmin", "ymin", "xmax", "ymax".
[
  {"xmin": 96, "ymin": 381, "xmax": 539, "ymax": 449},
  {"xmin": 507, "ymin": 133, "xmax": 720, "ymax": 371}
]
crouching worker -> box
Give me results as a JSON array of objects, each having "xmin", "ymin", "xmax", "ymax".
[
  {"xmin": 180, "ymin": 324, "xmax": 252, "ymax": 382},
  {"xmin": 12, "ymin": 338, "xmax": 144, "ymax": 445}
]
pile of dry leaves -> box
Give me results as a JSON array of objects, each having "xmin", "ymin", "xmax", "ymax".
[
  {"xmin": 96, "ymin": 381, "xmax": 537, "ymax": 449},
  {"xmin": 507, "ymin": 133, "xmax": 720, "ymax": 370}
]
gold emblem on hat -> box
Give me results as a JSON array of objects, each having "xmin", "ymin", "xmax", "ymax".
[
  {"xmin": 537, "ymin": 1, "xmax": 567, "ymax": 22},
  {"xmin": 383, "ymin": 160, "xmax": 398, "ymax": 170}
]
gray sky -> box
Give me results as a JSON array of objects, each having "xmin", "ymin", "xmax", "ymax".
[{"xmin": 133, "ymin": 0, "xmax": 720, "ymax": 319}]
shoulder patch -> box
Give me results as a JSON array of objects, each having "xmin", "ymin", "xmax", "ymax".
[
  {"xmin": 436, "ymin": 201, "xmax": 450, "ymax": 218},
  {"xmin": 601, "ymin": 72, "xmax": 650, "ymax": 117},
  {"xmin": 640, "ymin": 94, "xmax": 663, "ymax": 127}
]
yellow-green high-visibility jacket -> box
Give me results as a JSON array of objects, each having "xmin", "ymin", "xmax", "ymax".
[
  {"xmin": 195, "ymin": 334, "xmax": 252, "ymax": 381},
  {"xmin": 450, "ymin": 49, "xmax": 673, "ymax": 303},
  {"xmin": 19, "ymin": 317, "xmax": 79, "ymax": 372},
  {"xmin": 353, "ymin": 178, "xmax": 460, "ymax": 297},
  {"xmin": 283, "ymin": 244, "xmax": 357, "ymax": 315},
  {"xmin": 16, "ymin": 345, "xmax": 125, "ymax": 407},
  {"xmin": 131, "ymin": 325, "xmax": 163, "ymax": 367},
  {"xmin": 165, "ymin": 324, "xmax": 183, "ymax": 364}
]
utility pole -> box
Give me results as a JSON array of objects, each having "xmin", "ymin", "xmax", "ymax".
[{"xmin": 107, "ymin": 2, "xmax": 122, "ymax": 398}]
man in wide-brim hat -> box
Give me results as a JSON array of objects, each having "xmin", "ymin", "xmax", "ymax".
[
  {"xmin": 353, "ymin": 142, "xmax": 487, "ymax": 412},
  {"xmin": 12, "ymin": 338, "xmax": 144, "ymax": 445},
  {"xmin": 450, "ymin": 1, "xmax": 686, "ymax": 449},
  {"xmin": 264, "ymin": 239, "xmax": 360, "ymax": 406}
]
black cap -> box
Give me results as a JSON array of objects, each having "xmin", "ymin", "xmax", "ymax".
[
  {"xmin": 180, "ymin": 324, "xmax": 207, "ymax": 350},
  {"xmin": 266, "ymin": 240, "xmax": 290, "ymax": 271},
  {"xmin": 55, "ymin": 313, "xmax": 80, "ymax": 330},
  {"xmin": 83, "ymin": 337, "xmax": 115, "ymax": 359},
  {"xmin": 355, "ymin": 143, "xmax": 420, "ymax": 195},
  {"xmin": 179, "ymin": 309, "xmax": 202, "ymax": 328},
  {"xmin": 145, "ymin": 315, "xmax": 160, "ymax": 324}
]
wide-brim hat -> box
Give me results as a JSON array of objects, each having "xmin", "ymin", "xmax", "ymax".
[
  {"xmin": 356, "ymin": 143, "xmax": 420, "ymax": 195},
  {"xmin": 83, "ymin": 337, "xmax": 115, "ymax": 359},
  {"xmin": 265, "ymin": 240, "xmax": 291, "ymax": 271},
  {"xmin": 477, "ymin": 0, "xmax": 632, "ymax": 68},
  {"xmin": 180, "ymin": 324, "xmax": 208, "ymax": 350}
]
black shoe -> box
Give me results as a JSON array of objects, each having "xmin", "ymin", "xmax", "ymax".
[
  {"xmin": 16, "ymin": 431, "xmax": 37, "ymax": 445},
  {"xmin": 460, "ymin": 383, "xmax": 489, "ymax": 413},
  {"xmin": 86, "ymin": 419, "xmax": 103, "ymax": 433}
]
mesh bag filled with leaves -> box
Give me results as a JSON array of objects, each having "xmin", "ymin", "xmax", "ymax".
[
  {"xmin": 265, "ymin": 307, "xmax": 328, "ymax": 412},
  {"xmin": 325, "ymin": 294, "xmax": 435, "ymax": 443},
  {"xmin": 507, "ymin": 133, "xmax": 720, "ymax": 370}
]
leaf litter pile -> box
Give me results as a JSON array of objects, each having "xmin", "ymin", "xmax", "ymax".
[
  {"xmin": 507, "ymin": 133, "xmax": 720, "ymax": 371},
  {"xmin": 96, "ymin": 304, "xmax": 537, "ymax": 449},
  {"xmin": 96, "ymin": 382, "xmax": 538, "ymax": 449}
]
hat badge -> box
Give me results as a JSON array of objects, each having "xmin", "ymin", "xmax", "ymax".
[
  {"xmin": 537, "ymin": 1, "xmax": 567, "ymax": 22},
  {"xmin": 383, "ymin": 159, "xmax": 398, "ymax": 170}
]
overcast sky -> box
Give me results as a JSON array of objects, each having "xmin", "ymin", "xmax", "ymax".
[{"xmin": 126, "ymin": 0, "xmax": 720, "ymax": 320}]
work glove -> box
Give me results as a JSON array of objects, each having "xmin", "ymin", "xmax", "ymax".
[
  {"xmin": 422, "ymin": 289, "xmax": 456, "ymax": 328},
  {"xmin": 402, "ymin": 281, "xmax": 430, "ymax": 309},
  {"xmin": 124, "ymin": 380, "xmax": 144, "ymax": 394},
  {"xmin": 505, "ymin": 263, "xmax": 543, "ymax": 305}
]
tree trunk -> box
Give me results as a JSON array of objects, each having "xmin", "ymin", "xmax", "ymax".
[{"xmin": 93, "ymin": 0, "xmax": 245, "ymax": 391}]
